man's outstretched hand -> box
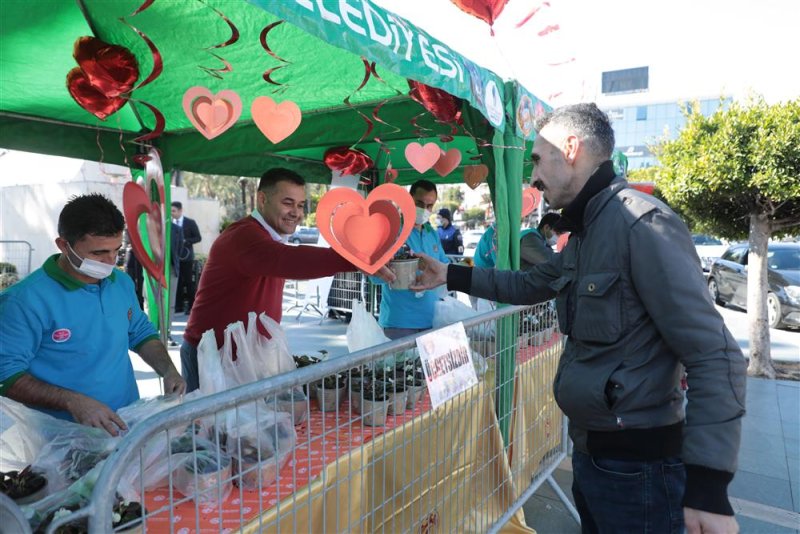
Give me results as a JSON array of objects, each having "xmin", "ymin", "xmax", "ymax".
[{"xmin": 408, "ymin": 252, "xmax": 448, "ymax": 291}]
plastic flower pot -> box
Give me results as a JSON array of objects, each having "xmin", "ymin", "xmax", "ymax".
[
  {"xmin": 315, "ymin": 379, "xmax": 347, "ymax": 412},
  {"xmin": 361, "ymin": 398, "xmax": 389, "ymax": 427},
  {"xmin": 388, "ymin": 258, "xmax": 420, "ymax": 290},
  {"xmin": 233, "ymin": 453, "xmax": 279, "ymax": 489},
  {"xmin": 406, "ymin": 383, "xmax": 426, "ymax": 410},
  {"xmin": 273, "ymin": 389, "xmax": 309, "ymax": 425}
]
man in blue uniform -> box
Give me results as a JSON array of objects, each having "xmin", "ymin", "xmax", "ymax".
[
  {"xmin": 436, "ymin": 208, "xmax": 463, "ymax": 255},
  {"xmin": 0, "ymin": 193, "xmax": 185, "ymax": 436},
  {"xmin": 375, "ymin": 180, "xmax": 449, "ymax": 340}
]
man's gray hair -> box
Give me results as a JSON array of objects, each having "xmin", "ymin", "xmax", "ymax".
[{"xmin": 533, "ymin": 103, "xmax": 615, "ymax": 160}]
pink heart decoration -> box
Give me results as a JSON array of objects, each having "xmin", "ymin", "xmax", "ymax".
[
  {"xmin": 432, "ymin": 148, "xmax": 462, "ymax": 177},
  {"xmin": 463, "ymin": 164, "xmax": 489, "ymax": 189},
  {"xmin": 182, "ymin": 87, "xmax": 242, "ymax": 140},
  {"xmin": 316, "ymin": 184, "xmax": 416, "ymax": 274},
  {"xmin": 123, "ymin": 181, "xmax": 166, "ymax": 288},
  {"xmin": 251, "ymin": 96, "xmax": 302, "ymax": 144},
  {"xmin": 405, "ymin": 142, "xmax": 442, "ymax": 174},
  {"xmin": 521, "ymin": 187, "xmax": 541, "ymax": 217}
]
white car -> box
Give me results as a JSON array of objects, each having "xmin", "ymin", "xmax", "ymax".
[
  {"xmin": 462, "ymin": 229, "xmax": 485, "ymax": 258},
  {"xmin": 693, "ymin": 234, "xmax": 728, "ymax": 273}
]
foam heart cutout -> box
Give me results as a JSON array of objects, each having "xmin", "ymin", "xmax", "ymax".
[
  {"xmin": 521, "ymin": 187, "xmax": 541, "ymax": 217},
  {"xmin": 405, "ymin": 142, "xmax": 442, "ymax": 174},
  {"xmin": 432, "ymin": 148, "xmax": 462, "ymax": 177},
  {"xmin": 251, "ymin": 96, "xmax": 302, "ymax": 144},
  {"xmin": 316, "ymin": 184, "xmax": 416, "ymax": 274},
  {"xmin": 182, "ymin": 87, "xmax": 242, "ymax": 140},
  {"xmin": 463, "ymin": 164, "xmax": 489, "ymax": 189},
  {"xmin": 123, "ymin": 181, "xmax": 166, "ymax": 288},
  {"xmin": 343, "ymin": 213, "xmax": 391, "ymax": 263}
]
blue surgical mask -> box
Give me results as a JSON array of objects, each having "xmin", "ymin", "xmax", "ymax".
[{"xmin": 65, "ymin": 242, "xmax": 115, "ymax": 280}]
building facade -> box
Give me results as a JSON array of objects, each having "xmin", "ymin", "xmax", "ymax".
[{"xmin": 597, "ymin": 67, "xmax": 731, "ymax": 169}]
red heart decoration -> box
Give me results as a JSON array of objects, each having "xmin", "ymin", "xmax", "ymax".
[
  {"xmin": 317, "ymin": 184, "xmax": 416, "ymax": 274},
  {"xmin": 450, "ymin": 0, "xmax": 509, "ymax": 26},
  {"xmin": 72, "ymin": 36, "xmax": 139, "ymax": 98},
  {"xmin": 324, "ymin": 146, "xmax": 374, "ymax": 176},
  {"xmin": 463, "ymin": 164, "xmax": 489, "ymax": 189},
  {"xmin": 405, "ymin": 142, "xmax": 442, "ymax": 174},
  {"xmin": 66, "ymin": 67, "xmax": 129, "ymax": 120},
  {"xmin": 521, "ymin": 187, "xmax": 541, "ymax": 217},
  {"xmin": 432, "ymin": 149, "xmax": 462, "ymax": 177},
  {"xmin": 123, "ymin": 182, "xmax": 166, "ymax": 287}
]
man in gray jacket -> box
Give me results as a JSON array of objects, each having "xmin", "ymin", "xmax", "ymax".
[{"xmin": 411, "ymin": 103, "xmax": 745, "ymax": 534}]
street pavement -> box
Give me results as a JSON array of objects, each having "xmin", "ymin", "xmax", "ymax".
[{"xmin": 132, "ymin": 291, "xmax": 800, "ymax": 533}]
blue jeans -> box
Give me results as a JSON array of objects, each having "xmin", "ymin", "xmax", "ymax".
[
  {"xmin": 572, "ymin": 450, "xmax": 686, "ymax": 534},
  {"xmin": 180, "ymin": 341, "xmax": 200, "ymax": 393}
]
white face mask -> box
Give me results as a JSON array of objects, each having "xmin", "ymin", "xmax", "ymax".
[
  {"xmin": 435, "ymin": 216, "xmax": 444, "ymax": 226},
  {"xmin": 547, "ymin": 234, "xmax": 558, "ymax": 247},
  {"xmin": 66, "ymin": 242, "xmax": 115, "ymax": 280},
  {"xmin": 415, "ymin": 207, "xmax": 432, "ymax": 226}
]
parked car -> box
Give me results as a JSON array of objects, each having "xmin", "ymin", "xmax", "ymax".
[
  {"xmin": 707, "ymin": 242, "xmax": 800, "ymax": 329},
  {"xmin": 289, "ymin": 226, "xmax": 320, "ymax": 244},
  {"xmin": 462, "ymin": 229, "xmax": 484, "ymax": 258},
  {"xmin": 692, "ymin": 234, "xmax": 728, "ymax": 273}
]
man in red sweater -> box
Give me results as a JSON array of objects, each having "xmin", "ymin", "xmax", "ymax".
[{"xmin": 182, "ymin": 168, "xmax": 388, "ymax": 392}]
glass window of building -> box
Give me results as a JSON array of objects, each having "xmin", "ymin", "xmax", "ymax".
[{"xmin": 601, "ymin": 67, "xmax": 649, "ymax": 94}]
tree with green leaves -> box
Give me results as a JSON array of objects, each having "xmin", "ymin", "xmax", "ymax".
[{"xmin": 655, "ymin": 97, "xmax": 800, "ymax": 378}]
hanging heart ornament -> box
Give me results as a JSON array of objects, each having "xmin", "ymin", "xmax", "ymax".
[
  {"xmin": 316, "ymin": 184, "xmax": 416, "ymax": 274},
  {"xmin": 182, "ymin": 87, "xmax": 242, "ymax": 140}
]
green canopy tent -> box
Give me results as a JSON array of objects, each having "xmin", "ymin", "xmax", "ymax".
[{"xmin": 0, "ymin": 0, "xmax": 550, "ymax": 441}]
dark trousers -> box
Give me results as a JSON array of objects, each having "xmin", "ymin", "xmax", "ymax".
[
  {"xmin": 180, "ymin": 341, "xmax": 200, "ymax": 393},
  {"xmin": 175, "ymin": 259, "xmax": 195, "ymax": 312},
  {"xmin": 571, "ymin": 450, "xmax": 686, "ymax": 534}
]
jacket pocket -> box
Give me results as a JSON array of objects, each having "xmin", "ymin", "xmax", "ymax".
[{"xmin": 572, "ymin": 272, "xmax": 621, "ymax": 343}]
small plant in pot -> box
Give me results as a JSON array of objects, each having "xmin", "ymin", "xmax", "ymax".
[
  {"xmin": 405, "ymin": 371, "xmax": 427, "ymax": 410},
  {"xmin": 358, "ymin": 380, "xmax": 390, "ymax": 426},
  {"xmin": 384, "ymin": 375, "xmax": 408, "ymax": 415},
  {"xmin": 293, "ymin": 350, "xmax": 327, "ymax": 397},
  {"xmin": 388, "ymin": 245, "xmax": 419, "ymax": 290},
  {"xmin": 1, "ymin": 465, "xmax": 47, "ymax": 505},
  {"xmin": 33, "ymin": 495, "xmax": 144, "ymax": 534},
  {"xmin": 315, "ymin": 372, "xmax": 347, "ymax": 412}
]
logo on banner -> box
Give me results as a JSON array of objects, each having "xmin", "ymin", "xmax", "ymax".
[
  {"xmin": 52, "ymin": 328, "xmax": 71, "ymax": 343},
  {"xmin": 484, "ymin": 80, "xmax": 503, "ymax": 127}
]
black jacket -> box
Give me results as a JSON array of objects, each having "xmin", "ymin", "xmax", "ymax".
[{"xmin": 176, "ymin": 216, "xmax": 201, "ymax": 262}]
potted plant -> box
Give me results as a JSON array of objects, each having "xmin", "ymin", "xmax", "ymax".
[
  {"xmin": 315, "ymin": 372, "xmax": 347, "ymax": 412},
  {"xmin": 405, "ymin": 371, "xmax": 427, "ymax": 410},
  {"xmin": 272, "ymin": 388, "xmax": 309, "ymax": 425},
  {"xmin": 174, "ymin": 449, "xmax": 232, "ymax": 498},
  {"xmin": 358, "ymin": 380, "xmax": 389, "ymax": 427},
  {"xmin": 384, "ymin": 375, "xmax": 408, "ymax": 415},
  {"xmin": 0, "ymin": 465, "xmax": 47, "ymax": 505},
  {"xmin": 293, "ymin": 350, "xmax": 327, "ymax": 397},
  {"xmin": 387, "ymin": 245, "xmax": 420, "ymax": 290}
]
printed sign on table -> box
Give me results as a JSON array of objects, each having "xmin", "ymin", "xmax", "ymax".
[{"xmin": 415, "ymin": 322, "xmax": 478, "ymax": 408}]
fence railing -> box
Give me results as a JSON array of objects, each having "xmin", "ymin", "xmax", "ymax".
[
  {"xmin": 0, "ymin": 240, "xmax": 33, "ymax": 286},
  {"xmin": 14, "ymin": 303, "xmax": 574, "ymax": 533}
]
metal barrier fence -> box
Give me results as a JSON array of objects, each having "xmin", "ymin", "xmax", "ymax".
[
  {"xmin": 0, "ymin": 240, "xmax": 33, "ymax": 284},
  {"xmin": 17, "ymin": 303, "xmax": 573, "ymax": 533}
]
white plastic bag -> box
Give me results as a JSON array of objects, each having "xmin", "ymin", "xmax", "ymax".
[
  {"xmin": 198, "ymin": 328, "xmax": 228, "ymax": 396},
  {"xmin": 249, "ymin": 312, "xmax": 296, "ymax": 377},
  {"xmin": 346, "ymin": 299, "xmax": 390, "ymax": 353},
  {"xmin": 433, "ymin": 295, "xmax": 495, "ymax": 340}
]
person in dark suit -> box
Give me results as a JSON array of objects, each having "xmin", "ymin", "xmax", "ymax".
[{"xmin": 171, "ymin": 201, "xmax": 201, "ymax": 314}]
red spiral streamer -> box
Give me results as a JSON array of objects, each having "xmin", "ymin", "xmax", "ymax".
[
  {"xmin": 260, "ymin": 21, "xmax": 291, "ymax": 88},
  {"xmin": 118, "ymin": 1, "xmax": 164, "ymax": 141},
  {"xmin": 343, "ymin": 58, "xmax": 376, "ymax": 148},
  {"xmin": 197, "ymin": 0, "xmax": 240, "ymax": 79}
]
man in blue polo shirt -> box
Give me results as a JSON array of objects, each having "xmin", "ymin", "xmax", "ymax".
[
  {"xmin": 374, "ymin": 180, "xmax": 449, "ymax": 340},
  {"xmin": 0, "ymin": 193, "xmax": 185, "ymax": 436}
]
